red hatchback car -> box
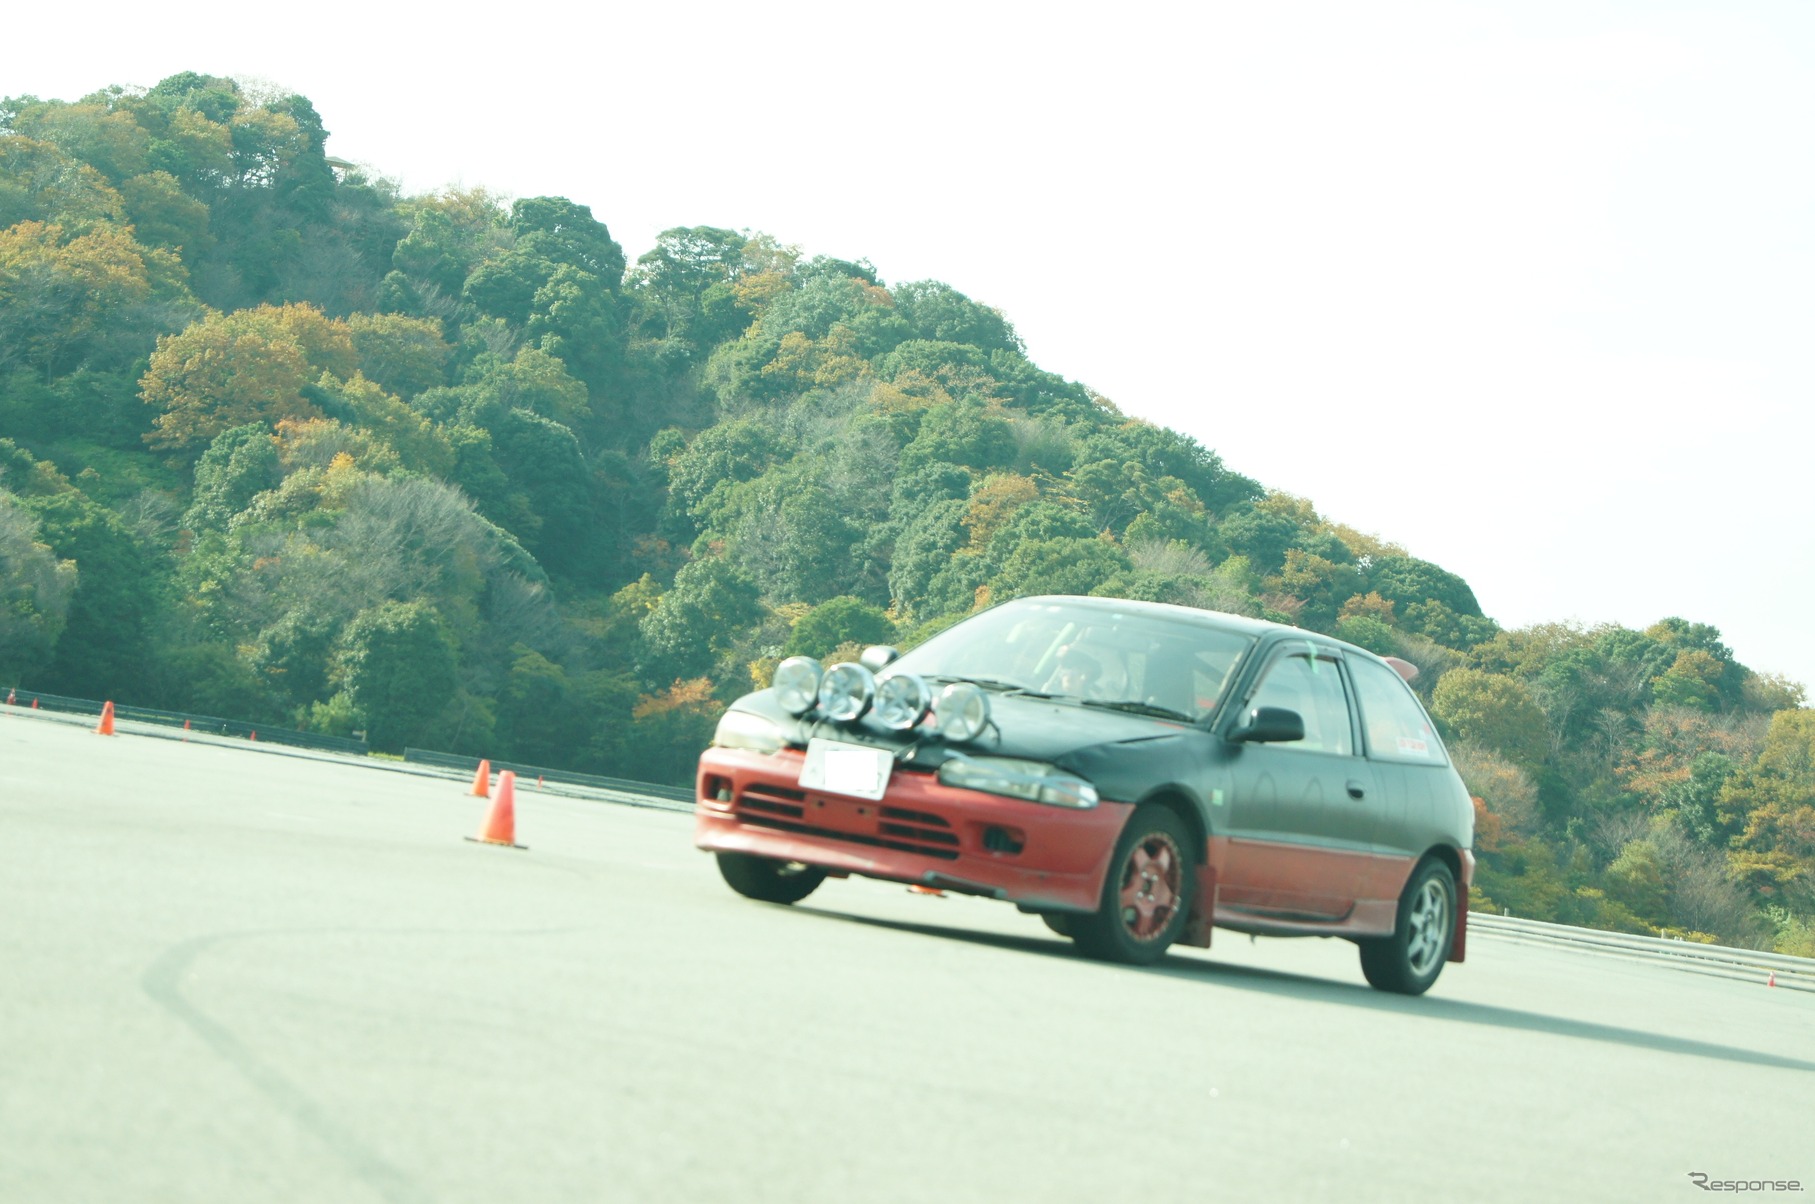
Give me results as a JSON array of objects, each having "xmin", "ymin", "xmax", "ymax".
[{"xmin": 695, "ymin": 595, "xmax": 1474, "ymax": 994}]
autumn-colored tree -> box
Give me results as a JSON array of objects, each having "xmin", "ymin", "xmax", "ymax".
[
  {"xmin": 963, "ymin": 473, "xmax": 1039, "ymax": 551},
  {"xmin": 1432, "ymin": 668, "xmax": 1549, "ymax": 773},
  {"xmin": 1718, "ymin": 711, "xmax": 1815, "ymax": 909},
  {"xmin": 310, "ymin": 373, "xmax": 453, "ymax": 477},
  {"xmin": 0, "ymin": 136, "xmax": 126, "ymax": 231},
  {"xmin": 0, "ymin": 220, "xmax": 186, "ymax": 375},
  {"xmin": 140, "ymin": 303, "xmax": 355, "ymax": 452}
]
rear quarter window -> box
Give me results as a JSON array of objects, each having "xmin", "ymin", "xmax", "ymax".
[{"xmin": 1348, "ymin": 655, "xmax": 1448, "ymax": 765}]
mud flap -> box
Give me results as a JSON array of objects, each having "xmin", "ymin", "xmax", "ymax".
[
  {"xmin": 1180, "ymin": 864, "xmax": 1218, "ymax": 948},
  {"xmin": 1449, "ymin": 882, "xmax": 1468, "ymax": 962}
]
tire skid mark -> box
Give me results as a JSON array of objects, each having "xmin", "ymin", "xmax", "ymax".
[{"xmin": 139, "ymin": 927, "xmax": 575, "ymax": 1204}]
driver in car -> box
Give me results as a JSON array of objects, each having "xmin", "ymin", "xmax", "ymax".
[{"xmin": 1047, "ymin": 645, "xmax": 1104, "ymax": 698}]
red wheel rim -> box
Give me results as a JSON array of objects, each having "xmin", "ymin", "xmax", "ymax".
[{"xmin": 1118, "ymin": 832, "xmax": 1182, "ymax": 941}]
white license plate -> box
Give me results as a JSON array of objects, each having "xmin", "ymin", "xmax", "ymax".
[{"xmin": 798, "ymin": 738, "xmax": 894, "ymax": 801}]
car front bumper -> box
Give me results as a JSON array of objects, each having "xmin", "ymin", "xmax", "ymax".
[{"xmin": 695, "ymin": 746, "xmax": 1133, "ymax": 912}]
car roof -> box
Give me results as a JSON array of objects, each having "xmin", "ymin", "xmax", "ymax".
[{"xmin": 1008, "ymin": 594, "xmax": 1394, "ymax": 666}]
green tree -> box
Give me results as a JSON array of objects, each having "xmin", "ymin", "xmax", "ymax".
[
  {"xmin": 1218, "ymin": 506, "xmax": 1299, "ymax": 576},
  {"xmin": 390, "ymin": 187, "xmax": 509, "ymax": 296},
  {"xmin": 629, "ymin": 225, "xmax": 755, "ymax": 346},
  {"xmin": 332, "ymin": 600, "xmax": 459, "ymax": 752},
  {"xmin": 343, "ymin": 312, "xmax": 450, "ymax": 400},
  {"xmin": 638, "ymin": 557, "xmax": 763, "ymax": 681},
  {"xmin": 0, "ymin": 490, "xmax": 78, "ymax": 684},
  {"xmin": 891, "ymin": 280, "xmax": 1022, "ymax": 354},
  {"xmin": 900, "ymin": 399, "xmax": 1017, "ymax": 472},
  {"xmin": 783, "ymin": 597, "xmax": 896, "ymax": 659},
  {"xmin": 183, "ymin": 423, "xmax": 281, "ymax": 531},
  {"xmin": 22, "ymin": 488, "xmax": 159, "ymax": 698},
  {"xmin": 1368, "ymin": 554, "xmax": 1485, "ymax": 621},
  {"xmin": 1651, "ymin": 649, "xmax": 1724, "ymax": 711},
  {"xmin": 117, "ymin": 170, "xmax": 211, "ymax": 254},
  {"xmin": 992, "ymin": 536, "xmax": 1130, "ymax": 602}
]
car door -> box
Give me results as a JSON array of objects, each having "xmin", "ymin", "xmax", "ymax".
[
  {"xmin": 1218, "ymin": 642, "xmax": 1379, "ymax": 922},
  {"xmin": 1346, "ymin": 653, "xmax": 1453, "ymax": 908}
]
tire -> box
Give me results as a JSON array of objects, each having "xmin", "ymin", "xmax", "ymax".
[
  {"xmin": 1359, "ymin": 858, "xmax": 1456, "ymax": 995},
  {"xmin": 1071, "ymin": 805, "xmax": 1195, "ymax": 965},
  {"xmin": 1040, "ymin": 913, "xmax": 1075, "ymax": 938},
  {"xmin": 716, "ymin": 852, "xmax": 827, "ymax": 904}
]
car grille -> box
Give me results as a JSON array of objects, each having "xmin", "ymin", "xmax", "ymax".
[{"xmin": 735, "ymin": 781, "xmax": 962, "ymax": 860}]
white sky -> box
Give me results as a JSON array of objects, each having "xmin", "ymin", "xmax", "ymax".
[{"xmin": 7, "ymin": 1, "xmax": 1813, "ymax": 691}]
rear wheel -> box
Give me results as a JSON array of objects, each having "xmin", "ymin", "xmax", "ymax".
[
  {"xmin": 1071, "ymin": 805, "xmax": 1194, "ymax": 965},
  {"xmin": 716, "ymin": 852, "xmax": 827, "ymax": 904},
  {"xmin": 1359, "ymin": 858, "xmax": 1456, "ymax": 995}
]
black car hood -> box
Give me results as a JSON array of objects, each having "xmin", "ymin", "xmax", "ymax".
[{"xmin": 732, "ymin": 687, "xmax": 1197, "ymax": 769}]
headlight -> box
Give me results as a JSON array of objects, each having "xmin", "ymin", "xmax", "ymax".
[
  {"xmin": 874, "ymin": 673, "xmax": 932, "ymax": 731},
  {"xmin": 713, "ymin": 709, "xmax": 786, "ymax": 754},
  {"xmin": 773, "ymin": 656, "xmax": 823, "ymax": 716},
  {"xmin": 934, "ymin": 681, "xmax": 990, "ymax": 743},
  {"xmin": 817, "ymin": 662, "xmax": 876, "ymax": 723},
  {"xmin": 937, "ymin": 755, "xmax": 1099, "ymax": 809}
]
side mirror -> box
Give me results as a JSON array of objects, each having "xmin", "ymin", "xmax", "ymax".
[
  {"xmin": 859, "ymin": 645, "xmax": 901, "ymax": 672},
  {"xmin": 1229, "ymin": 705, "xmax": 1305, "ymax": 744}
]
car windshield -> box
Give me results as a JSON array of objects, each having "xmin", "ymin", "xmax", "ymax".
[{"xmin": 889, "ymin": 599, "xmax": 1256, "ymax": 723}]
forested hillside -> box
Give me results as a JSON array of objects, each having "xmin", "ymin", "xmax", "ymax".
[{"xmin": 2, "ymin": 75, "xmax": 1810, "ymax": 954}]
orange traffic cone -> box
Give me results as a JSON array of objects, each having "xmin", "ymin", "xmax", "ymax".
[
  {"xmin": 1768, "ymin": 971, "xmax": 1777, "ymax": 988},
  {"xmin": 5, "ymin": 688, "xmax": 14, "ymax": 705},
  {"xmin": 95, "ymin": 701, "xmax": 116, "ymax": 736},
  {"xmin": 466, "ymin": 770, "xmax": 525, "ymax": 849},
  {"xmin": 470, "ymin": 759, "xmax": 492, "ymax": 798}
]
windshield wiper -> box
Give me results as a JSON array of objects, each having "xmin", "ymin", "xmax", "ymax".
[
  {"xmin": 1078, "ymin": 698, "xmax": 1195, "ymax": 722},
  {"xmin": 924, "ymin": 674, "xmax": 1051, "ymax": 698}
]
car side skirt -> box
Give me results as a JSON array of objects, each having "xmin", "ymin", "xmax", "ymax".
[{"xmin": 1204, "ymin": 834, "xmax": 1410, "ymax": 939}]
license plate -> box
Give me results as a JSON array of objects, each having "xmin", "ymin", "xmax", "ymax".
[{"xmin": 799, "ymin": 738, "xmax": 894, "ymax": 801}]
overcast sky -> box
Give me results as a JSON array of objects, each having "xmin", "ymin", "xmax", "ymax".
[{"xmin": 7, "ymin": 1, "xmax": 1813, "ymax": 690}]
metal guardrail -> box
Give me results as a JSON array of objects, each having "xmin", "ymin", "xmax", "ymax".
[
  {"xmin": 403, "ymin": 747, "xmax": 696, "ymax": 808},
  {"xmin": 3, "ymin": 686, "xmax": 368, "ymax": 754},
  {"xmin": 1469, "ymin": 911, "xmax": 1814, "ymax": 993}
]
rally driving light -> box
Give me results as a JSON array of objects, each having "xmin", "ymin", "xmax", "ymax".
[
  {"xmin": 874, "ymin": 673, "xmax": 933, "ymax": 730},
  {"xmin": 713, "ymin": 709, "xmax": 787, "ymax": 754},
  {"xmin": 933, "ymin": 681, "xmax": 990, "ymax": 742},
  {"xmin": 817, "ymin": 662, "xmax": 876, "ymax": 722},
  {"xmin": 772, "ymin": 656, "xmax": 824, "ymax": 716},
  {"xmin": 937, "ymin": 756, "xmax": 1099, "ymax": 809}
]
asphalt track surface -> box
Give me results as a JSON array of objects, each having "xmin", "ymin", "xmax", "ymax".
[{"xmin": 2, "ymin": 711, "xmax": 1809, "ymax": 1204}]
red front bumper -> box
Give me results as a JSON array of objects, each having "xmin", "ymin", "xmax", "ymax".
[{"xmin": 695, "ymin": 747, "xmax": 1133, "ymax": 912}]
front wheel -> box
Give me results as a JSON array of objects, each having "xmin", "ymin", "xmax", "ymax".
[
  {"xmin": 1359, "ymin": 858, "xmax": 1456, "ymax": 995},
  {"xmin": 716, "ymin": 852, "xmax": 827, "ymax": 904},
  {"xmin": 1071, "ymin": 805, "xmax": 1194, "ymax": 965}
]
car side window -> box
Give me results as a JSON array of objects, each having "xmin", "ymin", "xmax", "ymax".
[
  {"xmin": 1348, "ymin": 655, "xmax": 1447, "ymax": 764},
  {"xmin": 1249, "ymin": 648, "xmax": 1355, "ymax": 756}
]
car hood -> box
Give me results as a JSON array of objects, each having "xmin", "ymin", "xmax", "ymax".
[{"xmin": 731, "ymin": 687, "xmax": 1197, "ymax": 769}]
